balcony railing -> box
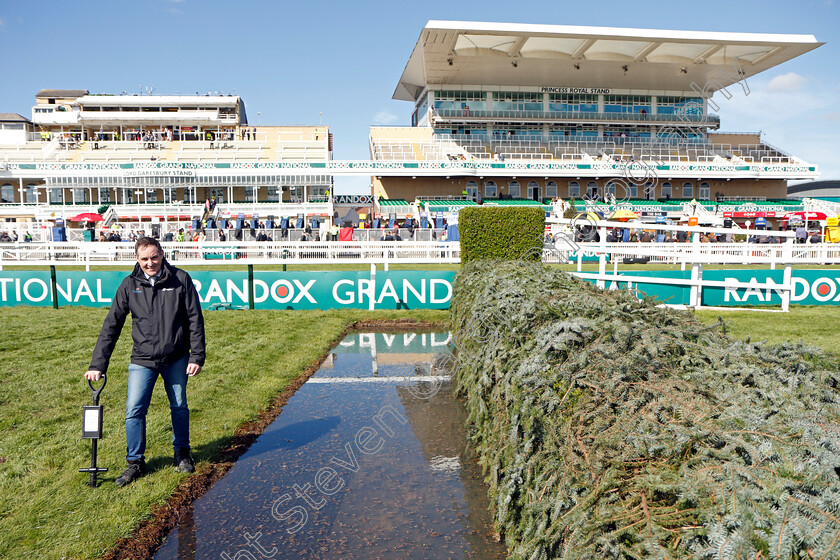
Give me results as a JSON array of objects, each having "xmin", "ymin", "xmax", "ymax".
[{"xmin": 434, "ymin": 108, "xmax": 720, "ymax": 126}]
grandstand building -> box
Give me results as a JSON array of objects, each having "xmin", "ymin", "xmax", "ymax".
[
  {"xmin": 0, "ymin": 89, "xmax": 334, "ymax": 230},
  {"xmin": 0, "ymin": 21, "xmax": 826, "ymax": 236},
  {"xmin": 371, "ymin": 21, "xmax": 822, "ymax": 219}
]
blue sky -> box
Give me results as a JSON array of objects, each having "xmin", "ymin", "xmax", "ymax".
[{"xmin": 0, "ymin": 0, "xmax": 837, "ymax": 193}]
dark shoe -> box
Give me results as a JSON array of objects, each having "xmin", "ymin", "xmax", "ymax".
[
  {"xmin": 115, "ymin": 461, "xmax": 145, "ymax": 487},
  {"xmin": 174, "ymin": 447, "xmax": 195, "ymax": 473}
]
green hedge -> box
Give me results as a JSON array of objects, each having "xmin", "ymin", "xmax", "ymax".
[
  {"xmin": 459, "ymin": 206, "xmax": 545, "ymax": 263},
  {"xmin": 451, "ymin": 260, "xmax": 840, "ymax": 559}
]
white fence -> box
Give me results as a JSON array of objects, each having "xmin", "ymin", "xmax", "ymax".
[
  {"xmin": 547, "ymin": 218, "xmax": 815, "ymax": 311},
  {"xmin": 0, "ymin": 241, "xmax": 461, "ymax": 268}
]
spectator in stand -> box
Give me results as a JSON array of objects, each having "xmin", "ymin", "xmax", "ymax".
[
  {"xmin": 810, "ymin": 231, "xmax": 822, "ymax": 243},
  {"xmin": 219, "ymin": 229, "xmax": 226, "ymax": 242},
  {"xmin": 676, "ymin": 229, "xmax": 688, "ymax": 243},
  {"xmin": 795, "ymin": 226, "xmax": 807, "ymax": 243}
]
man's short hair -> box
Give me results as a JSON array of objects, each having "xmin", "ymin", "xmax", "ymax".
[{"xmin": 135, "ymin": 236, "xmax": 162, "ymax": 256}]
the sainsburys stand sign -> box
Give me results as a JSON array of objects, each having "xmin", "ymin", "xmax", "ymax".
[{"xmin": 0, "ymin": 271, "xmax": 455, "ymax": 310}]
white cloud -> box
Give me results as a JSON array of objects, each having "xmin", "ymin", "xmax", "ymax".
[
  {"xmin": 373, "ymin": 111, "xmax": 399, "ymax": 125},
  {"xmin": 714, "ymin": 77, "xmax": 840, "ymax": 180},
  {"xmin": 767, "ymin": 72, "xmax": 807, "ymax": 92}
]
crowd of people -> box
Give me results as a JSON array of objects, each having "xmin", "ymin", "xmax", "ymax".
[{"xmin": 550, "ymin": 225, "xmax": 824, "ymax": 245}]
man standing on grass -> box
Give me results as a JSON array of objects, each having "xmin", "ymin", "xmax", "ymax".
[{"xmin": 85, "ymin": 237, "xmax": 205, "ymax": 487}]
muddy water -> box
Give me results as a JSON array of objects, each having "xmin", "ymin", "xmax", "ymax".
[{"xmin": 154, "ymin": 332, "xmax": 506, "ymax": 560}]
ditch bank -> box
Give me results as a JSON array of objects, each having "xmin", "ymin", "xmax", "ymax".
[{"xmin": 451, "ymin": 260, "xmax": 840, "ymax": 559}]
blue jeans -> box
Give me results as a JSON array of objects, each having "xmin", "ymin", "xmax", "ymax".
[{"xmin": 126, "ymin": 355, "xmax": 190, "ymax": 463}]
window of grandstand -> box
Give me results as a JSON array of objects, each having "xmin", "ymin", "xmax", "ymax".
[
  {"xmin": 699, "ymin": 182, "xmax": 711, "ymax": 200},
  {"xmin": 288, "ymin": 186, "xmax": 303, "ymax": 202},
  {"xmin": 661, "ymin": 182, "xmax": 672, "ymax": 199},
  {"xmin": 586, "ymin": 182, "xmax": 598, "ymax": 199},
  {"xmin": 508, "ymin": 181, "xmax": 521, "ymax": 198},
  {"xmin": 414, "ymin": 96, "xmax": 429, "ymax": 126},
  {"xmin": 162, "ymin": 188, "xmax": 176, "ymax": 203},
  {"xmin": 604, "ymin": 181, "xmax": 616, "ymax": 197},
  {"xmin": 442, "ymin": 125, "xmax": 487, "ymax": 136},
  {"xmin": 484, "ymin": 181, "xmax": 497, "ymax": 198},
  {"xmin": 466, "ymin": 182, "xmax": 479, "ymax": 201},
  {"xmin": 210, "ymin": 189, "xmax": 224, "ymax": 203},
  {"xmin": 546, "ymin": 181, "xmax": 558, "ymax": 199},
  {"xmin": 604, "ymin": 95, "xmax": 651, "ymax": 114},
  {"xmin": 493, "ymin": 91, "xmax": 542, "ymax": 112},
  {"xmin": 604, "ymin": 127, "xmax": 651, "ymax": 139},
  {"xmin": 548, "ymin": 94, "xmax": 598, "ymax": 113},
  {"xmin": 644, "ymin": 182, "xmax": 655, "ymax": 200},
  {"xmin": 492, "ymin": 124, "xmax": 543, "ymax": 140},
  {"xmin": 528, "ymin": 181, "xmax": 540, "ymax": 201},
  {"xmin": 24, "ymin": 184, "xmax": 37, "ymax": 203},
  {"xmin": 267, "ymin": 186, "xmax": 280, "ymax": 202},
  {"xmin": 568, "ymin": 181, "xmax": 580, "ymax": 198},
  {"xmin": 682, "ymin": 182, "xmax": 694, "ymax": 198},
  {"xmin": 656, "ymin": 97, "xmax": 703, "ymax": 116},
  {"xmin": 72, "ymin": 188, "xmax": 87, "ymax": 204},
  {"xmin": 49, "ymin": 188, "xmax": 63, "ymax": 204},
  {"xmin": 100, "ymin": 189, "xmax": 111, "ymax": 203},
  {"xmin": 434, "ymin": 91, "xmax": 486, "ymax": 112},
  {"xmin": 245, "ymin": 186, "xmax": 258, "ymax": 203},
  {"xmin": 1, "ymin": 184, "xmax": 13, "ymax": 204},
  {"xmin": 311, "ymin": 186, "xmax": 329, "ymax": 198},
  {"xmin": 145, "ymin": 188, "xmax": 157, "ymax": 203},
  {"xmin": 554, "ymin": 125, "xmax": 599, "ymax": 138}
]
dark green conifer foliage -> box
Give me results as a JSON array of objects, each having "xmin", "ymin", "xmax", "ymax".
[{"xmin": 451, "ymin": 260, "xmax": 840, "ymax": 560}]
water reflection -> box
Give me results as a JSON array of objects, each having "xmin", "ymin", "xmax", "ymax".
[{"xmin": 154, "ymin": 332, "xmax": 505, "ymax": 560}]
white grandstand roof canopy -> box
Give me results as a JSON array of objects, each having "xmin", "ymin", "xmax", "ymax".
[
  {"xmin": 394, "ymin": 20, "xmax": 823, "ymax": 101},
  {"xmin": 76, "ymin": 95, "xmax": 240, "ymax": 107}
]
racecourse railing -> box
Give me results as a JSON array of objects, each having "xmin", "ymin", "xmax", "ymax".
[
  {"xmin": 0, "ymin": 241, "xmax": 461, "ymax": 268},
  {"xmin": 544, "ymin": 241, "xmax": 840, "ymax": 266}
]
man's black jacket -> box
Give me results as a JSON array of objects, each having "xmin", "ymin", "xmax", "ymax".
[{"xmin": 89, "ymin": 260, "xmax": 205, "ymax": 373}]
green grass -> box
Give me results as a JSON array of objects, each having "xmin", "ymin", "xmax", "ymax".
[
  {"xmin": 693, "ymin": 306, "xmax": 840, "ymax": 354},
  {"xmin": 0, "ymin": 291, "xmax": 837, "ymax": 559},
  {"xmin": 0, "ymin": 307, "xmax": 445, "ymax": 560}
]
